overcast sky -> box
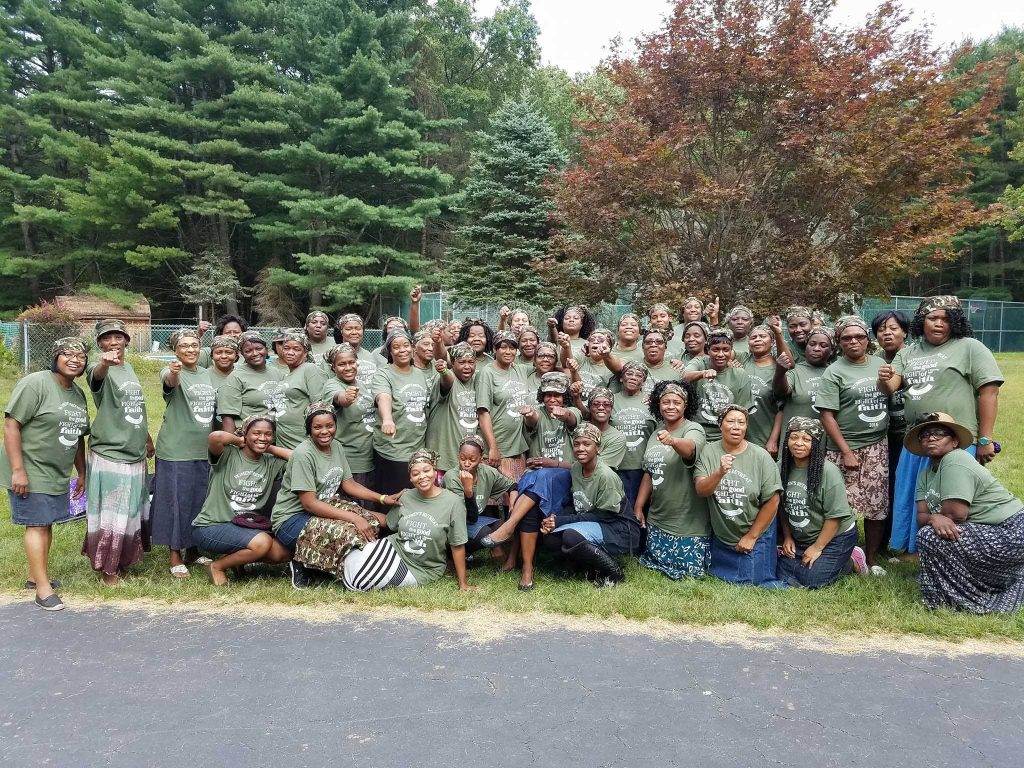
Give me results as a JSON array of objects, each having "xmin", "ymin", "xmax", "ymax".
[{"xmin": 474, "ymin": 0, "xmax": 1024, "ymax": 74}]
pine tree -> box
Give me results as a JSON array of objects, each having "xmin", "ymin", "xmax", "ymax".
[{"xmin": 442, "ymin": 98, "xmax": 566, "ymax": 306}]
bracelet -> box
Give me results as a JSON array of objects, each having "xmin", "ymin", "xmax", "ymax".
[{"xmin": 378, "ymin": 494, "xmax": 387, "ymax": 505}]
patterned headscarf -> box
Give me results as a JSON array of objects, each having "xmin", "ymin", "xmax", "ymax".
[
  {"xmin": 682, "ymin": 320, "xmax": 711, "ymax": 339},
  {"xmin": 534, "ymin": 341, "xmax": 557, "ymax": 358},
  {"xmin": 660, "ymin": 382, "xmax": 689, "ymax": 401},
  {"xmin": 449, "ymin": 342, "xmax": 476, "ymax": 361},
  {"xmin": 786, "ymin": 306, "xmax": 814, "ymax": 322},
  {"xmin": 459, "ymin": 434, "xmax": 487, "ymax": 454},
  {"xmin": 382, "ymin": 315, "xmax": 408, "ymax": 332},
  {"xmin": 492, "ymin": 330, "xmax": 519, "ymax": 349},
  {"xmin": 277, "ymin": 328, "xmax": 311, "ymax": 352},
  {"xmin": 384, "ymin": 329, "xmax": 413, "ymax": 351},
  {"xmin": 588, "ymin": 328, "xmax": 614, "ymax": 346},
  {"xmin": 806, "ymin": 326, "xmax": 835, "ymax": 348},
  {"xmin": 619, "ymin": 360, "xmax": 649, "ymax": 380},
  {"xmin": 323, "ymin": 342, "xmax": 356, "ymax": 366},
  {"xmin": 516, "ymin": 325, "xmax": 540, "ymax": 342},
  {"xmin": 408, "ymin": 449, "xmax": 438, "ymax": 468},
  {"xmin": 716, "ymin": 403, "xmax": 749, "ymax": 426},
  {"xmin": 210, "ymin": 334, "xmax": 239, "ymax": 352},
  {"xmin": 916, "ymin": 295, "xmax": 962, "ymax": 317},
  {"xmin": 412, "ymin": 328, "xmax": 432, "ymax": 345},
  {"xmin": 238, "ymin": 330, "xmax": 269, "ymax": 350},
  {"xmin": 683, "ymin": 296, "xmax": 704, "ymax": 311},
  {"xmin": 335, "ymin": 313, "xmax": 363, "ymax": 329},
  {"xmin": 786, "ymin": 416, "xmax": 824, "ymax": 441},
  {"xmin": 238, "ymin": 413, "xmax": 275, "ymax": 436},
  {"xmin": 647, "ymin": 303, "xmax": 672, "ymax": 318},
  {"xmin": 539, "ymin": 371, "xmax": 571, "ymax": 394},
  {"xmin": 168, "ymin": 328, "xmax": 201, "ymax": 350},
  {"xmin": 305, "ymin": 310, "xmax": 329, "ymax": 325},
  {"xmin": 726, "ymin": 305, "xmax": 754, "ymax": 321},
  {"xmin": 572, "ymin": 423, "xmax": 603, "ymax": 445},
  {"xmin": 643, "ymin": 326, "xmax": 674, "ymax": 343},
  {"xmin": 707, "ymin": 327, "xmax": 734, "ymax": 346},
  {"xmin": 617, "ymin": 312, "xmax": 641, "ymax": 327},
  {"xmin": 588, "ymin": 386, "xmax": 614, "ymax": 405},
  {"xmin": 51, "ymin": 337, "xmax": 88, "ymax": 361},
  {"xmin": 304, "ymin": 400, "xmax": 335, "ymax": 422},
  {"xmin": 833, "ymin": 315, "xmax": 869, "ymax": 340}
]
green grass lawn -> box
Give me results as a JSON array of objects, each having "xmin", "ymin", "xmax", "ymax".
[{"xmin": 2, "ymin": 354, "xmax": 1023, "ymax": 642}]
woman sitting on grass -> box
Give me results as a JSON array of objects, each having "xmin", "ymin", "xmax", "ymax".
[
  {"xmin": 442, "ymin": 434, "xmax": 517, "ymax": 554},
  {"xmin": 190, "ymin": 416, "xmax": 291, "ymax": 586},
  {"xmin": 907, "ymin": 412, "xmax": 1024, "ymax": 614}
]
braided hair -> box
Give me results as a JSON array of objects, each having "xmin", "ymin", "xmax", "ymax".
[
  {"xmin": 778, "ymin": 429, "xmax": 827, "ymax": 507},
  {"xmin": 648, "ymin": 379, "xmax": 698, "ymax": 421},
  {"xmin": 909, "ymin": 308, "xmax": 973, "ymax": 340}
]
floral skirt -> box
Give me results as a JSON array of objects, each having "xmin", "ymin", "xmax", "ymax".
[
  {"xmin": 639, "ymin": 523, "xmax": 710, "ymax": 579},
  {"xmin": 826, "ymin": 440, "xmax": 888, "ymax": 521},
  {"xmin": 82, "ymin": 452, "xmax": 150, "ymax": 576}
]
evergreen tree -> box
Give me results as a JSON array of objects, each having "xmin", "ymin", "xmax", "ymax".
[{"xmin": 442, "ymin": 98, "xmax": 565, "ymax": 306}]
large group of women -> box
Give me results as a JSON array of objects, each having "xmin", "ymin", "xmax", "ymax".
[{"xmin": 3, "ymin": 290, "xmax": 1021, "ymax": 617}]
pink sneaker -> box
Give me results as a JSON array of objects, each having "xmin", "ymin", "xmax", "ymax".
[{"xmin": 850, "ymin": 546, "xmax": 869, "ymax": 575}]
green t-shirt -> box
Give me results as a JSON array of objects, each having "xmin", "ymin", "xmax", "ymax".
[
  {"xmin": 638, "ymin": 360, "xmax": 680, "ymax": 397},
  {"xmin": 695, "ymin": 441, "xmax": 782, "ymax": 547},
  {"xmin": 192, "ymin": 444, "xmax": 285, "ymax": 527},
  {"xmin": 894, "ymin": 337, "xmax": 1002, "ymax": 441},
  {"xmin": 320, "ymin": 377, "xmax": 375, "ymax": 474},
  {"xmin": 597, "ymin": 425, "xmax": 627, "ymax": 469},
  {"xmin": 354, "ymin": 347, "xmax": 380, "ymax": 391},
  {"xmin": 0, "ymin": 371, "xmax": 90, "ymax": 494},
  {"xmin": 216, "ymin": 363, "xmax": 287, "ymax": 422},
  {"xmin": 308, "ymin": 337, "xmax": 335, "ymax": 366},
  {"xmin": 527, "ymin": 406, "xmax": 582, "ymax": 462},
  {"xmin": 610, "ymin": 391, "xmax": 656, "ymax": 471},
  {"xmin": 782, "ymin": 462, "xmax": 855, "ymax": 546},
  {"xmin": 915, "ymin": 449, "xmax": 1021, "ymax": 526},
  {"xmin": 371, "ymin": 364, "xmax": 433, "ymax": 461},
  {"xmin": 782, "ymin": 362, "xmax": 826, "ymax": 427},
  {"xmin": 612, "ymin": 344, "xmax": 644, "ymax": 363},
  {"xmin": 569, "ymin": 460, "xmax": 625, "ymax": 515},
  {"xmin": 385, "ymin": 488, "xmax": 468, "ymax": 584},
  {"xmin": 442, "ymin": 463, "xmax": 516, "ymax": 513},
  {"xmin": 788, "ymin": 341, "xmax": 806, "ymax": 364},
  {"xmin": 641, "ymin": 420, "xmax": 709, "ymax": 537},
  {"xmin": 816, "ymin": 356, "xmax": 888, "ymax": 451},
  {"xmin": 731, "ymin": 337, "xmax": 751, "ymax": 364},
  {"xmin": 87, "ymin": 361, "xmax": 148, "ymax": 462},
  {"xmin": 875, "ymin": 346, "xmax": 911, "ymax": 435},
  {"xmin": 426, "ymin": 374, "xmax": 480, "ymax": 471},
  {"xmin": 155, "ymin": 366, "xmax": 216, "ymax": 461},
  {"xmin": 271, "ymin": 438, "xmax": 353, "ymax": 531},
  {"xmin": 685, "ymin": 360, "xmax": 753, "ymax": 441},
  {"xmin": 475, "ymin": 362, "xmax": 530, "ymax": 457},
  {"xmin": 273, "ymin": 363, "xmax": 328, "ymax": 450},
  {"xmin": 197, "ymin": 347, "xmax": 213, "ymax": 369},
  {"xmin": 743, "ymin": 358, "xmax": 780, "ymax": 448},
  {"xmin": 576, "ymin": 358, "xmax": 612, "ymax": 400}
]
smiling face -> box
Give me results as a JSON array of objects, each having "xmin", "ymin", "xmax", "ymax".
[
  {"xmin": 518, "ymin": 331, "xmax": 538, "ymax": 359},
  {"xmin": 332, "ymin": 350, "xmax": 358, "ymax": 384},
  {"xmin": 787, "ymin": 430, "xmax": 813, "ymax": 461},
  {"xmin": 174, "ymin": 337, "xmax": 201, "ymax": 367},
  {"xmin": 534, "ymin": 348, "xmax": 556, "ymax": 373},
  {"xmin": 682, "ymin": 300, "xmax": 703, "ymax": 322},
  {"xmin": 720, "ymin": 409, "xmax": 748, "ymax": 444},
  {"xmin": 221, "ymin": 321, "xmax": 244, "ymax": 339},
  {"xmin": 409, "ymin": 460, "xmax": 437, "ymax": 493},
  {"xmin": 589, "ymin": 395, "xmax": 613, "ymax": 425},
  {"xmin": 746, "ymin": 327, "xmax": 773, "ymax": 356},
  {"xmin": 659, "ymin": 392, "xmax": 685, "ymax": 423},
  {"xmin": 787, "ymin": 316, "xmax": 812, "ymax": 346},
  {"xmin": 465, "ymin": 324, "xmax": 487, "ymax": 353},
  {"xmin": 458, "ymin": 444, "xmax": 482, "ymax": 474},
  {"xmin": 621, "ymin": 366, "xmax": 647, "ymax": 394},
  {"xmin": 279, "ymin": 340, "xmax": 307, "ymax": 369},
  {"xmin": 389, "ymin": 336, "xmax": 412, "ymax": 367},
  {"xmin": 572, "ymin": 435, "xmax": 599, "ymax": 464},
  {"xmin": 211, "ymin": 345, "xmax": 237, "ymax": 373},
  {"xmin": 308, "ymin": 412, "xmax": 337, "ymax": 448},
  {"xmin": 305, "ymin": 315, "xmax": 329, "ymax": 343},
  {"xmin": 683, "ymin": 327, "xmax": 706, "ymax": 356},
  {"xmin": 244, "ymin": 421, "xmax": 275, "ymax": 455},
  {"xmin": 708, "ymin": 340, "xmax": 732, "ymax": 370},
  {"xmin": 240, "ymin": 340, "xmax": 267, "ymax": 367},
  {"xmin": 98, "ymin": 332, "xmax": 128, "ymax": 355},
  {"xmin": 339, "ymin": 320, "xmax": 364, "ymax": 346},
  {"xmin": 55, "ymin": 349, "xmax": 86, "ymax": 379},
  {"xmin": 875, "ymin": 317, "xmax": 906, "ymax": 355},
  {"xmin": 494, "ymin": 341, "xmax": 518, "ymax": 366},
  {"xmin": 618, "ymin": 316, "xmax": 640, "ymax": 344},
  {"xmin": 922, "ymin": 310, "xmax": 951, "ymax": 345},
  {"xmin": 414, "ymin": 335, "xmax": 434, "ymax": 364}
]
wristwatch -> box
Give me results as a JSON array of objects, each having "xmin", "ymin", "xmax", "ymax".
[{"xmin": 977, "ymin": 436, "xmax": 992, "ymax": 447}]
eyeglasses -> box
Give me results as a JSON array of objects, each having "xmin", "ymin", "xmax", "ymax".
[
  {"xmin": 839, "ymin": 334, "xmax": 868, "ymax": 343},
  {"xmin": 61, "ymin": 352, "xmax": 86, "ymax": 361},
  {"xmin": 919, "ymin": 428, "xmax": 953, "ymax": 441},
  {"xmin": 643, "ymin": 339, "xmax": 667, "ymax": 347}
]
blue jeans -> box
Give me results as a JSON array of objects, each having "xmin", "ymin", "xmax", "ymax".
[
  {"xmin": 778, "ymin": 526, "xmax": 857, "ymax": 589},
  {"xmin": 275, "ymin": 513, "xmax": 312, "ymax": 550},
  {"xmin": 891, "ymin": 444, "xmax": 976, "ymax": 553},
  {"xmin": 710, "ymin": 524, "xmax": 786, "ymax": 588},
  {"xmin": 617, "ymin": 469, "xmax": 644, "ymax": 516},
  {"xmin": 192, "ymin": 523, "xmax": 262, "ymax": 554},
  {"xmin": 467, "ymin": 515, "xmax": 499, "ymax": 539}
]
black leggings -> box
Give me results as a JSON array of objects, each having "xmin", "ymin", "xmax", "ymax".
[{"xmin": 516, "ymin": 491, "xmax": 545, "ymax": 533}]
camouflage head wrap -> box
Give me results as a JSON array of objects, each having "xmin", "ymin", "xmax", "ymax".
[
  {"xmin": 786, "ymin": 306, "xmax": 814, "ymax": 322},
  {"xmin": 277, "ymin": 328, "xmax": 311, "ymax": 352},
  {"xmin": 588, "ymin": 386, "xmax": 614, "ymax": 405},
  {"xmin": 643, "ymin": 325, "xmax": 674, "ymax": 343},
  {"xmin": 572, "ymin": 422, "xmax": 603, "ymax": 445},
  {"xmin": 412, "ymin": 328, "xmax": 432, "ymax": 345},
  {"xmin": 587, "ymin": 328, "xmax": 614, "ymax": 346},
  {"xmin": 384, "ymin": 329, "xmax": 413, "ymax": 351},
  {"xmin": 716, "ymin": 403, "xmax": 749, "ymax": 426},
  {"xmin": 682, "ymin": 320, "xmax": 711, "ymax": 339},
  {"xmin": 539, "ymin": 371, "xmax": 571, "ymax": 395},
  {"xmin": 617, "ymin": 312, "xmax": 641, "ymax": 327},
  {"xmin": 534, "ymin": 341, "xmax": 557, "ymax": 357},
  {"xmin": 237, "ymin": 413, "xmax": 275, "ymax": 436},
  {"xmin": 238, "ymin": 330, "xmax": 269, "ymax": 350},
  {"xmin": 916, "ymin": 295, "xmax": 962, "ymax": 317},
  {"xmin": 619, "ymin": 360, "xmax": 649, "ymax": 380},
  {"xmin": 51, "ymin": 337, "xmax": 88, "ymax": 361},
  {"xmin": 706, "ymin": 327, "xmax": 734, "ymax": 346},
  {"xmin": 517, "ymin": 325, "xmax": 540, "ymax": 341},
  {"xmin": 786, "ymin": 416, "xmax": 824, "ymax": 441},
  {"xmin": 683, "ymin": 296, "xmax": 704, "ymax": 310},
  {"xmin": 323, "ymin": 342, "xmax": 356, "ymax": 366},
  {"xmin": 492, "ymin": 330, "xmax": 519, "ymax": 349},
  {"xmin": 168, "ymin": 328, "xmax": 201, "ymax": 350},
  {"xmin": 305, "ymin": 310, "xmax": 329, "ymax": 325},
  {"xmin": 449, "ymin": 342, "xmax": 476, "ymax": 361},
  {"xmin": 459, "ymin": 434, "xmax": 487, "ymax": 454},
  {"xmin": 647, "ymin": 303, "xmax": 672, "ymax": 318},
  {"xmin": 408, "ymin": 448, "xmax": 438, "ymax": 469},
  {"xmin": 660, "ymin": 382, "xmax": 689, "ymax": 401},
  {"xmin": 806, "ymin": 326, "xmax": 835, "ymax": 348},
  {"xmin": 210, "ymin": 334, "xmax": 239, "ymax": 352},
  {"xmin": 833, "ymin": 315, "xmax": 869, "ymax": 340},
  {"xmin": 304, "ymin": 400, "xmax": 335, "ymax": 423},
  {"xmin": 335, "ymin": 313, "xmax": 363, "ymax": 329},
  {"xmin": 381, "ymin": 315, "xmax": 408, "ymax": 332},
  {"xmin": 726, "ymin": 305, "xmax": 754, "ymax": 321}
]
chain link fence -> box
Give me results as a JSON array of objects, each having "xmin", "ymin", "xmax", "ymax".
[{"xmin": 2, "ymin": 293, "xmax": 1020, "ymax": 373}]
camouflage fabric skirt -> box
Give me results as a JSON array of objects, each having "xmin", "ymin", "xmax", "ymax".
[
  {"xmin": 826, "ymin": 439, "xmax": 889, "ymax": 521},
  {"xmin": 293, "ymin": 500, "xmax": 380, "ymax": 579}
]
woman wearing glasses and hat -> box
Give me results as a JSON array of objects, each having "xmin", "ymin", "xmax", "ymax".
[
  {"xmin": 878, "ymin": 296, "xmax": 1003, "ymax": 554},
  {"xmin": 83, "ymin": 319, "xmax": 154, "ymax": 586},
  {"xmin": 907, "ymin": 412, "xmax": 1024, "ymax": 614}
]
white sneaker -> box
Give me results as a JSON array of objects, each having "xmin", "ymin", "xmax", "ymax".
[{"xmin": 869, "ymin": 565, "xmax": 888, "ymax": 577}]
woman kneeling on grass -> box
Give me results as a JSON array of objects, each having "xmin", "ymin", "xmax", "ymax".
[
  {"xmin": 777, "ymin": 417, "xmax": 867, "ymax": 589},
  {"xmin": 342, "ymin": 450, "xmax": 472, "ymax": 592},
  {"xmin": 270, "ymin": 402, "xmax": 402, "ymax": 589},
  {"xmin": 695, "ymin": 405, "xmax": 786, "ymax": 588},
  {"xmin": 190, "ymin": 416, "xmax": 292, "ymax": 586},
  {"xmin": 908, "ymin": 412, "xmax": 1024, "ymax": 614}
]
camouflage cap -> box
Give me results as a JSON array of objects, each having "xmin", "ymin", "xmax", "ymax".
[
  {"xmin": 51, "ymin": 337, "xmax": 88, "ymax": 361},
  {"xmin": 786, "ymin": 416, "xmax": 824, "ymax": 440},
  {"xmin": 539, "ymin": 371, "xmax": 571, "ymax": 395},
  {"xmin": 94, "ymin": 319, "xmax": 130, "ymax": 343},
  {"xmin": 492, "ymin": 330, "xmax": 519, "ymax": 349},
  {"xmin": 449, "ymin": 342, "xmax": 476, "ymax": 361}
]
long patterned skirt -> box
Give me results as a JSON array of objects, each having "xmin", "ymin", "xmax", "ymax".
[
  {"xmin": 639, "ymin": 523, "xmax": 710, "ymax": 579},
  {"xmin": 917, "ymin": 509, "xmax": 1024, "ymax": 614},
  {"xmin": 82, "ymin": 451, "xmax": 151, "ymax": 576}
]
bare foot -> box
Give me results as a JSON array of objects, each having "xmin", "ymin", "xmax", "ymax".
[
  {"xmin": 101, "ymin": 572, "xmax": 120, "ymax": 587},
  {"xmin": 500, "ymin": 559, "xmax": 517, "ymax": 573},
  {"xmin": 206, "ymin": 564, "xmax": 229, "ymax": 587}
]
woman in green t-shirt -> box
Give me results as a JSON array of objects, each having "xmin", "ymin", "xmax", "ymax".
[
  {"xmin": 609, "ymin": 362, "xmax": 655, "ymax": 511},
  {"xmin": 773, "ymin": 326, "xmax": 834, "ymax": 429},
  {"xmin": 475, "ymin": 331, "xmax": 531, "ymax": 487},
  {"xmin": 83, "ymin": 319, "xmax": 153, "ymax": 586},
  {"xmin": 272, "ymin": 330, "xmax": 327, "ymax": 450},
  {"xmin": 303, "ymin": 310, "xmax": 334, "ymax": 363},
  {"xmin": 442, "ymin": 434, "xmax": 517, "ymax": 553},
  {"xmin": 581, "ymin": 387, "xmax": 628, "ymax": 470},
  {"xmin": 777, "ymin": 417, "xmax": 865, "ymax": 589},
  {"xmin": 333, "ymin": 313, "xmax": 380, "ymax": 390},
  {"xmin": 741, "ymin": 320, "xmax": 789, "ymax": 454},
  {"xmin": 547, "ymin": 305, "xmax": 595, "ymax": 362},
  {"xmin": 612, "ymin": 313, "xmax": 644, "ymax": 363},
  {"xmin": 1, "ymin": 337, "xmax": 90, "ymax": 611},
  {"xmin": 322, "ymin": 343, "xmax": 376, "ymax": 490},
  {"xmin": 907, "ymin": 412, "xmax": 1024, "ymax": 614},
  {"xmin": 695, "ymin": 405, "xmax": 785, "ymax": 588},
  {"xmin": 207, "ymin": 335, "xmax": 239, "ymax": 399},
  {"xmin": 564, "ymin": 328, "xmax": 623, "ymax": 402},
  {"xmin": 635, "ymin": 380, "xmax": 709, "ymax": 579},
  {"xmin": 191, "ymin": 416, "xmax": 292, "ymax": 586},
  {"xmin": 216, "ymin": 331, "xmax": 286, "ymax": 435},
  {"xmin": 682, "ymin": 329, "xmax": 754, "ymax": 440},
  {"xmin": 342, "ymin": 449, "xmax": 472, "ymax": 592},
  {"xmin": 516, "ymin": 326, "xmax": 540, "ymax": 367},
  {"xmin": 524, "ymin": 340, "xmax": 557, "ymax": 393},
  {"xmin": 151, "ymin": 329, "xmax": 217, "ymax": 579},
  {"xmin": 680, "ymin": 321, "xmax": 711, "ymax": 365},
  {"xmin": 425, "ymin": 342, "xmax": 480, "ymax": 472}
]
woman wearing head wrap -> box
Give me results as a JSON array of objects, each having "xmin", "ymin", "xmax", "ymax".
[
  {"xmin": 191, "ymin": 417, "xmax": 292, "ymax": 586},
  {"xmin": 151, "ymin": 329, "xmax": 218, "ymax": 578},
  {"xmin": 342, "ymin": 450, "xmax": 473, "ymax": 592},
  {"xmin": 216, "ymin": 331, "xmax": 286, "ymax": 435},
  {"xmin": 777, "ymin": 417, "xmax": 864, "ymax": 589},
  {"xmin": 0, "ymin": 338, "xmax": 89, "ymax": 610},
  {"xmin": 412, "ymin": 326, "xmax": 439, "ymax": 374},
  {"xmin": 646, "ymin": 303, "xmax": 680, "ymax": 357},
  {"xmin": 609, "ymin": 361, "xmax": 657, "ymax": 511},
  {"xmin": 207, "ymin": 335, "xmax": 239, "ymax": 397},
  {"xmin": 426, "ymin": 342, "xmax": 481, "ymax": 472},
  {"xmin": 632, "ymin": 327, "xmax": 681, "ymax": 395},
  {"xmin": 321, "ymin": 344, "xmax": 376, "ymax": 494},
  {"xmin": 522, "ymin": 372, "xmax": 581, "ymax": 468},
  {"xmin": 303, "ymin": 310, "xmax": 334, "ymax": 361},
  {"xmin": 724, "ymin": 305, "xmax": 755, "ymax": 362},
  {"xmin": 498, "ymin": 306, "xmax": 532, "ymax": 335},
  {"xmin": 682, "ymin": 328, "xmax": 754, "ymax": 440},
  {"xmin": 83, "ymin": 320, "xmax": 153, "ymax": 586},
  {"xmin": 671, "ymin": 296, "xmax": 720, "ymax": 345},
  {"xmin": 524, "ymin": 340, "xmax": 557, "ymax": 392},
  {"xmin": 196, "ymin": 314, "xmax": 247, "ymax": 368},
  {"xmin": 695, "ymin": 405, "xmax": 786, "ymax": 587},
  {"xmin": 773, "ymin": 326, "xmax": 835, "ymax": 435},
  {"xmin": 270, "ymin": 402, "xmax": 401, "ymax": 588},
  {"xmin": 269, "ymin": 329, "xmax": 328, "ymax": 450},
  {"xmin": 333, "ymin": 313, "xmax": 379, "ymax": 389},
  {"xmin": 879, "ymin": 296, "xmax": 1003, "ymax": 555},
  {"xmin": 816, "ymin": 315, "xmax": 890, "ymax": 573},
  {"xmin": 906, "ymin": 412, "xmax": 1024, "ymax": 614},
  {"xmin": 442, "ymin": 434, "xmax": 518, "ymax": 554},
  {"xmin": 516, "ymin": 326, "xmax": 541, "ymax": 367},
  {"xmin": 475, "ymin": 330, "xmax": 531, "ymax": 484},
  {"xmin": 680, "ymin": 320, "xmax": 710, "ymax": 365},
  {"xmin": 785, "ymin": 307, "xmax": 814, "ymax": 363},
  {"xmin": 613, "ymin": 313, "xmax": 645, "ymax": 363},
  {"xmin": 584, "ymin": 387, "xmax": 628, "ymax": 470},
  {"xmin": 635, "ymin": 381, "xmax": 710, "ymax": 580},
  {"xmin": 370, "ymin": 328, "xmax": 434, "ymax": 496},
  {"xmin": 741, "ymin": 318, "xmax": 791, "ymax": 454},
  {"xmin": 563, "ymin": 328, "xmax": 623, "ymax": 402}
]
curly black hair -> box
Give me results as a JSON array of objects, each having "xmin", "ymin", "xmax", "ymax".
[
  {"xmin": 554, "ymin": 305, "xmax": 596, "ymax": 340},
  {"xmin": 304, "ymin": 408, "xmax": 337, "ymax": 436},
  {"xmin": 909, "ymin": 308, "xmax": 973, "ymax": 341},
  {"xmin": 870, "ymin": 310, "xmax": 909, "ymax": 338},
  {"xmin": 457, "ymin": 318, "xmax": 494, "ymax": 354},
  {"xmin": 214, "ymin": 314, "xmax": 248, "ymax": 336},
  {"xmin": 778, "ymin": 427, "xmax": 826, "ymax": 509},
  {"xmin": 648, "ymin": 379, "xmax": 698, "ymax": 421}
]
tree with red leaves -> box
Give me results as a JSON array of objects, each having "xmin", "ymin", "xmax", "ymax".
[{"xmin": 544, "ymin": 0, "xmax": 1002, "ymax": 315}]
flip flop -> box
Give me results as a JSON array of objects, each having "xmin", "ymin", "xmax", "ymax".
[{"xmin": 170, "ymin": 564, "xmax": 190, "ymax": 579}]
